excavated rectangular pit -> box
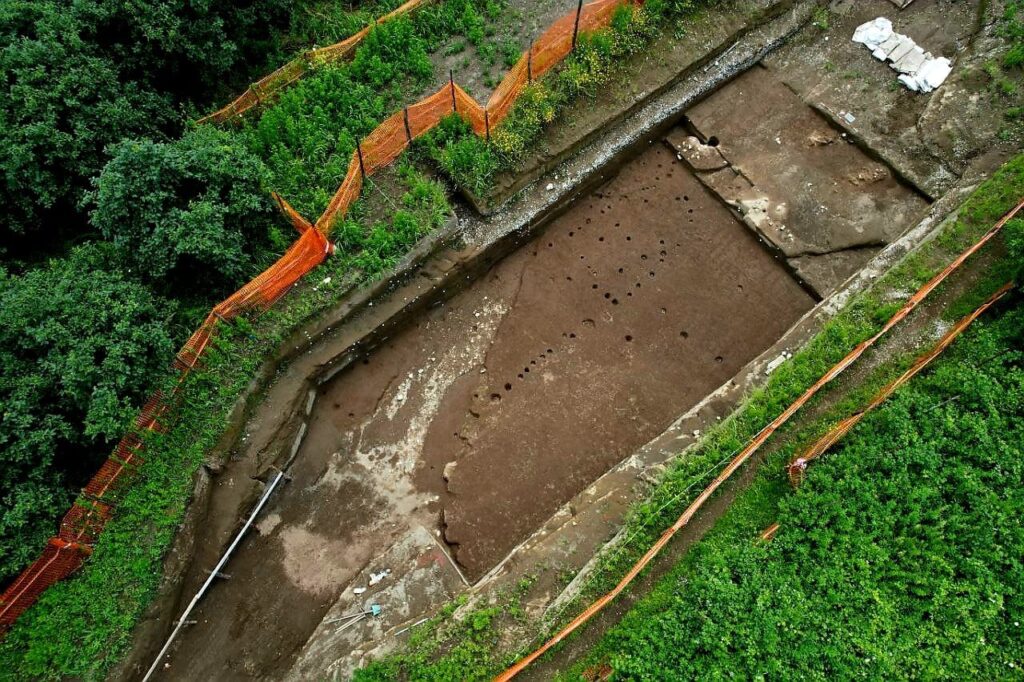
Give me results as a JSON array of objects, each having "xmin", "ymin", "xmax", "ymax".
[
  {"xmin": 159, "ymin": 141, "xmax": 818, "ymax": 680},
  {"xmin": 154, "ymin": 65, "xmax": 934, "ymax": 679}
]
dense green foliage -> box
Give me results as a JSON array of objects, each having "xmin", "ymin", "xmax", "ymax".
[
  {"xmin": 0, "ymin": 246, "xmax": 175, "ymax": 582},
  {"xmin": 0, "ymin": 0, "xmax": 292, "ymax": 240},
  {"xmin": 0, "ymin": 165, "xmax": 452, "ymax": 680},
  {"xmin": 580, "ymin": 304, "xmax": 1024, "ymax": 680},
  {"xmin": 89, "ymin": 127, "xmax": 279, "ymax": 294}
]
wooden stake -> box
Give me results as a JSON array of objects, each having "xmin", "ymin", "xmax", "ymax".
[
  {"xmin": 572, "ymin": 0, "xmax": 584, "ymax": 50},
  {"xmin": 449, "ymin": 69, "xmax": 457, "ymax": 112}
]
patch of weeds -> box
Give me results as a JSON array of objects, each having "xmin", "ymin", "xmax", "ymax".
[
  {"xmin": 812, "ymin": 5, "xmax": 830, "ymax": 31},
  {"xmin": 445, "ymin": 40, "xmax": 467, "ymax": 56},
  {"xmin": 414, "ymin": 114, "xmax": 497, "ymax": 197}
]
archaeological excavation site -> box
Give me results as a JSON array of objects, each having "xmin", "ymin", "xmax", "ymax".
[{"xmin": 3, "ymin": 0, "xmax": 1024, "ymax": 680}]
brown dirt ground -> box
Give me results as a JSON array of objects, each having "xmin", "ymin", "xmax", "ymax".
[{"xmin": 154, "ymin": 140, "xmax": 812, "ymax": 681}]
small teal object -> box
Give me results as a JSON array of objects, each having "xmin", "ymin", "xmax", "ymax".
[{"xmin": 370, "ymin": 604, "xmax": 383, "ymax": 617}]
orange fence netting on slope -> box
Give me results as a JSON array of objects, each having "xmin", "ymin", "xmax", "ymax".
[
  {"xmin": 198, "ymin": 0, "xmax": 431, "ymax": 125},
  {"xmin": 786, "ymin": 281, "xmax": 1015, "ymax": 487},
  {"xmin": 494, "ymin": 199, "xmax": 1024, "ymax": 681},
  {"xmin": 0, "ymin": 0, "xmax": 644, "ymax": 634}
]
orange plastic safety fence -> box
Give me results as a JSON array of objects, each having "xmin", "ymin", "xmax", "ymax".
[
  {"xmin": 273, "ymin": 192, "xmax": 314, "ymax": 234},
  {"xmin": 532, "ymin": 11, "xmax": 577, "ymax": 80},
  {"xmin": 786, "ymin": 282, "xmax": 1014, "ymax": 487},
  {"xmin": 407, "ymin": 86, "xmax": 455, "ymax": 138},
  {"xmin": 454, "ymin": 83, "xmax": 487, "ymax": 135},
  {"xmin": 199, "ymin": 0, "xmax": 431, "ymax": 125},
  {"xmin": 316, "ymin": 152, "xmax": 363, "ymax": 235},
  {"xmin": 486, "ymin": 58, "xmax": 528, "ymax": 129},
  {"xmin": 0, "ymin": 0, "xmax": 651, "ymax": 636},
  {"xmin": 308, "ymin": 27, "xmax": 370, "ymax": 64},
  {"xmin": 0, "ymin": 540, "xmax": 87, "ymax": 630},
  {"xmin": 363, "ymin": 110, "xmax": 410, "ymax": 175},
  {"xmin": 495, "ymin": 199, "xmax": 1024, "ymax": 681}
]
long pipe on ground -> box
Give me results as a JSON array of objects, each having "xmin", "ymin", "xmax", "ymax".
[{"xmin": 142, "ymin": 470, "xmax": 287, "ymax": 682}]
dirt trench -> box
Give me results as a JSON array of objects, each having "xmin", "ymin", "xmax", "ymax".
[
  {"xmin": 148, "ymin": 32, "xmax": 948, "ymax": 673},
  {"xmin": 155, "ymin": 138, "xmax": 817, "ymax": 680}
]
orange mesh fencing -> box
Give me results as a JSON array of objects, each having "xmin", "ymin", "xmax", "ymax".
[
  {"xmin": 453, "ymin": 83, "xmax": 487, "ymax": 135},
  {"xmin": 199, "ymin": 0, "xmax": 430, "ymax": 125},
  {"xmin": 407, "ymin": 86, "xmax": 454, "ymax": 138},
  {"xmin": 486, "ymin": 58, "xmax": 528, "ymax": 129},
  {"xmin": 0, "ymin": 540, "xmax": 87, "ymax": 630},
  {"xmin": 363, "ymin": 110, "xmax": 410, "ymax": 175},
  {"xmin": 495, "ymin": 200, "xmax": 1024, "ymax": 682},
  {"xmin": 308, "ymin": 26, "xmax": 371, "ymax": 64},
  {"xmin": 786, "ymin": 282, "xmax": 1014, "ymax": 487},
  {"xmin": 1, "ymin": 0, "xmax": 654, "ymax": 635},
  {"xmin": 316, "ymin": 152, "xmax": 364, "ymax": 235}
]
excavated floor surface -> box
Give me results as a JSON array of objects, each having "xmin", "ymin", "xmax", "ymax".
[
  {"xmin": 158, "ymin": 141, "xmax": 815, "ymax": 680},
  {"xmin": 146, "ymin": 1, "xmax": 1006, "ymax": 677}
]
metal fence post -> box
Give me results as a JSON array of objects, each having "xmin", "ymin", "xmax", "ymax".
[
  {"xmin": 572, "ymin": 0, "xmax": 583, "ymax": 50},
  {"xmin": 485, "ymin": 110, "xmax": 490, "ymax": 142},
  {"xmin": 527, "ymin": 40, "xmax": 533, "ymax": 82},
  {"xmin": 449, "ymin": 69, "xmax": 457, "ymax": 113},
  {"xmin": 403, "ymin": 106, "xmax": 412, "ymax": 143},
  {"xmin": 356, "ymin": 140, "xmax": 366, "ymax": 180}
]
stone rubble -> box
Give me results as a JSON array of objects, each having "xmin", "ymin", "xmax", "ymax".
[{"xmin": 852, "ymin": 17, "xmax": 951, "ymax": 93}]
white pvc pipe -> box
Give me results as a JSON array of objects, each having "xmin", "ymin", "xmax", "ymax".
[{"xmin": 142, "ymin": 470, "xmax": 286, "ymax": 682}]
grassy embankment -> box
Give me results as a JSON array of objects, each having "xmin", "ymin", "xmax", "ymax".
[{"xmin": 353, "ymin": 155, "xmax": 1024, "ymax": 680}]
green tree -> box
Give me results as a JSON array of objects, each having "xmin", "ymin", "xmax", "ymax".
[
  {"xmin": 0, "ymin": 245, "xmax": 175, "ymax": 582},
  {"xmin": 89, "ymin": 127, "xmax": 279, "ymax": 294},
  {"xmin": 0, "ymin": 0, "xmax": 292, "ymax": 238}
]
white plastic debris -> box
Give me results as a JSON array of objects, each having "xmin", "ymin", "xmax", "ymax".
[
  {"xmin": 851, "ymin": 17, "xmax": 893, "ymax": 47},
  {"xmin": 545, "ymin": 183, "xmax": 555, "ymax": 191},
  {"xmin": 765, "ymin": 353, "xmax": 788, "ymax": 375},
  {"xmin": 852, "ymin": 17, "xmax": 951, "ymax": 93},
  {"xmin": 369, "ymin": 569, "xmax": 391, "ymax": 586},
  {"xmin": 353, "ymin": 587, "xmax": 367, "ymax": 595}
]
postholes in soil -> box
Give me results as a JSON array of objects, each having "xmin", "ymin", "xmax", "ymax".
[
  {"xmin": 156, "ymin": 144, "xmax": 813, "ymax": 681},
  {"xmin": 421, "ymin": 144, "xmax": 812, "ymax": 577}
]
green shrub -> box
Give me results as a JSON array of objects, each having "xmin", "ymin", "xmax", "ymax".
[
  {"xmin": 89, "ymin": 126, "xmax": 279, "ymax": 296},
  {"xmin": 416, "ymin": 115, "xmax": 497, "ymax": 196},
  {"xmin": 350, "ymin": 15, "xmax": 433, "ymax": 88},
  {"xmin": 0, "ymin": 245, "xmax": 175, "ymax": 584}
]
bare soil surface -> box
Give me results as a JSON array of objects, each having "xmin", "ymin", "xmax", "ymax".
[
  {"xmin": 155, "ymin": 140, "xmax": 812, "ymax": 681},
  {"xmin": 670, "ymin": 63, "xmax": 930, "ymax": 296},
  {"xmin": 431, "ymin": 142, "xmax": 812, "ymax": 577},
  {"xmin": 421, "ymin": 0, "xmax": 573, "ymax": 103},
  {"xmin": 768, "ymin": 0, "xmax": 1014, "ymax": 196}
]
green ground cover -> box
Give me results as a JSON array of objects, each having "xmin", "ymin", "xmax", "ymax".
[
  {"xmin": 0, "ymin": 0, "xmax": 498, "ymax": 600},
  {"xmin": 351, "ymin": 155, "xmax": 1024, "ymax": 681}
]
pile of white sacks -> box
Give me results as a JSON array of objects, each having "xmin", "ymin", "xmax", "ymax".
[{"xmin": 852, "ymin": 17, "xmax": 952, "ymax": 93}]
